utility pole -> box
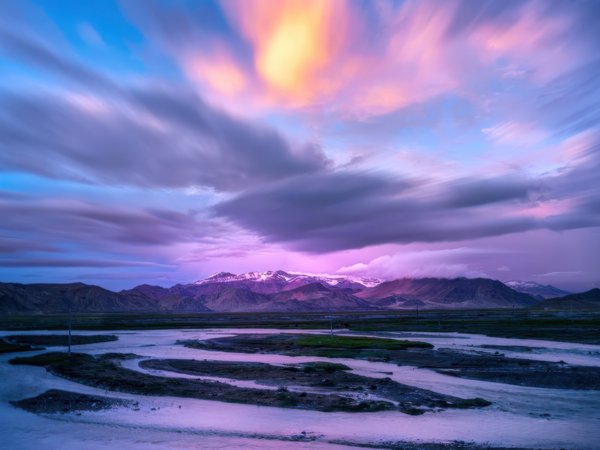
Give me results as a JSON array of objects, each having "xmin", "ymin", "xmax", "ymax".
[
  {"xmin": 328, "ymin": 297, "xmax": 333, "ymax": 336},
  {"xmin": 67, "ymin": 299, "xmax": 72, "ymax": 356}
]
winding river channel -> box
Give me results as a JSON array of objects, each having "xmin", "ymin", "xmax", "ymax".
[{"xmin": 2, "ymin": 328, "xmax": 600, "ymax": 449}]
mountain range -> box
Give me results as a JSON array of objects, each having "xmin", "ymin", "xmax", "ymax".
[
  {"xmin": 533, "ymin": 288, "xmax": 600, "ymax": 311},
  {"xmin": 0, "ymin": 270, "xmax": 586, "ymax": 314},
  {"xmin": 504, "ymin": 281, "xmax": 570, "ymax": 299}
]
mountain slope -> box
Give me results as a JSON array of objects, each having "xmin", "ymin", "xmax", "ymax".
[
  {"xmin": 194, "ymin": 270, "xmax": 380, "ymax": 293},
  {"xmin": 0, "ymin": 275, "xmax": 551, "ymax": 314},
  {"xmin": 270, "ymin": 283, "xmax": 373, "ymax": 311},
  {"xmin": 505, "ymin": 281, "xmax": 570, "ymax": 299},
  {"xmin": 533, "ymin": 289, "xmax": 600, "ymax": 310},
  {"xmin": 0, "ymin": 282, "xmax": 159, "ymax": 314},
  {"xmin": 356, "ymin": 277, "xmax": 538, "ymax": 309}
]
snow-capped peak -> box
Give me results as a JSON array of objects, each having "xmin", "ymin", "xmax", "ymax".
[
  {"xmin": 195, "ymin": 270, "xmax": 294, "ymax": 285},
  {"xmin": 505, "ymin": 280, "xmax": 570, "ymax": 299},
  {"xmin": 506, "ymin": 280, "xmax": 545, "ymax": 289},
  {"xmin": 286, "ymin": 272, "xmax": 382, "ymax": 288},
  {"xmin": 194, "ymin": 270, "xmax": 381, "ymax": 289}
]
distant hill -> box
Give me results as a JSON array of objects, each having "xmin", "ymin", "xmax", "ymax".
[
  {"xmin": 534, "ymin": 289, "xmax": 600, "ymax": 310},
  {"xmin": 505, "ymin": 281, "xmax": 570, "ymax": 299},
  {"xmin": 0, "ymin": 272, "xmax": 543, "ymax": 314},
  {"xmin": 356, "ymin": 277, "xmax": 538, "ymax": 309},
  {"xmin": 0, "ymin": 282, "xmax": 159, "ymax": 314},
  {"xmin": 270, "ymin": 283, "xmax": 373, "ymax": 311}
]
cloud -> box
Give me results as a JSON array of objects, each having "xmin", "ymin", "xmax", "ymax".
[
  {"xmin": 482, "ymin": 122, "xmax": 549, "ymax": 147},
  {"xmin": 337, "ymin": 247, "xmax": 494, "ymax": 280},
  {"xmin": 213, "ymin": 170, "xmax": 537, "ymax": 252},
  {"xmin": 0, "ymin": 25, "xmax": 116, "ymax": 92},
  {"xmin": 0, "ymin": 85, "xmax": 328, "ymax": 191},
  {"xmin": 0, "ymin": 19, "xmax": 329, "ymax": 191},
  {"xmin": 220, "ymin": 0, "xmax": 354, "ymax": 106},
  {"xmin": 184, "ymin": 47, "xmax": 247, "ymax": 96},
  {"xmin": 536, "ymin": 271, "xmax": 584, "ymax": 278},
  {"xmin": 0, "ymin": 238, "xmax": 59, "ymax": 254},
  {"xmin": 214, "ymin": 138, "xmax": 600, "ymax": 252},
  {"xmin": 1, "ymin": 0, "xmax": 599, "ymax": 290},
  {"xmin": 441, "ymin": 175, "xmax": 540, "ymax": 208},
  {"xmin": 125, "ymin": 0, "xmax": 596, "ymax": 117},
  {"xmin": 0, "ymin": 194, "xmax": 216, "ymax": 250},
  {"xmin": 77, "ymin": 23, "xmax": 105, "ymax": 47},
  {"xmin": 0, "ymin": 258, "xmax": 171, "ymax": 268}
]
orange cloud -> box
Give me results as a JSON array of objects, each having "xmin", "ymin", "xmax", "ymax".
[
  {"xmin": 222, "ymin": 0, "xmax": 353, "ymax": 106},
  {"xmin": 178, "ymin": 0, "xmax": 587, "ymax": 118}
]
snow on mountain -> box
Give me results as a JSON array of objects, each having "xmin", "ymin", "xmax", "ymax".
[
  {"xmin": 505, "ymin": 281, "xmax": 570, "ymax": 299},
  {"xmin": 357, "ymin": 277, "xmax": 539, "ymax": 308},
  {"xmin": 287, "ymin": 272, "xmax": 382, "ymax": 288},
  {"xmin": 195, "ymin": 270, "xmax": 381, "ymax": 290},
  {"xmin": 505, "ymin": 281, "xmax": 543, "ymax": 289}
]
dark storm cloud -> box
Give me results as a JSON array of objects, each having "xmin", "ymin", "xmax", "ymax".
[
  {"xmin": 0, "ymin": 25, "xmax": 328, "ymax": 191},
  {"xmin": 441, "ymin": 176, "xmax": 539, "ymax": 208},
  {"xmin": 0, "ymin": 259, "xmax": 170, "ymax": 268},
  {"xmin": 214, "ymin": 163, "xmax": 600, "ymax": 252},
  {"xmin": 0, "ymin": 87, "xmax": 328, "ymax": 190},
  {"xmin": 0, "ymin": 196, "xmax": 215, "ymax": 248},
  {"xmin": 129, "ymin": 87, "xmax": 329, "ymax": 188},
  {"xmin": 0, "ymin": 238, "xmax": 58, "ymax": 254},
  {"xmin": 213, "ymin": 171, "xmax": 534, "ymax": 251}
]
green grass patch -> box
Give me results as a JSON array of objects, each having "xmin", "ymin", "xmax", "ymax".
[
  {"xmin": 6, "ymin": 334, "xmax": 117, "ymax": 347},
  {"xmin": 296, "ymin": 335, "xmax": 433, "ymax": 350},
  {"xmin": 9, "ymin": 352, "xmax": 396, "ymax": 413},
  {"xmin": 10, "ymin": 352, "xmax": 75, "ymax": 366},
  {"xmin": 3, "ymin": 310, "xmax": 598, "ymax": 345},
  {"xmin": 0, "ymin": 339, "xmax": 36, "ymax": 354},
  {"xmin": 299, "ymin": 361, "xmax": 352, "ymax": 372}
]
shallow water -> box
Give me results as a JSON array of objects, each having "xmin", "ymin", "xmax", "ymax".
[{"xmin": 1, "ymin": 328, "xmax": 600, "ymax": 449}]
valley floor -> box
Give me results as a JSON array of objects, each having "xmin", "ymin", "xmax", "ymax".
[
  {"xmin": 1, "ymin": 308, "xmax": 600, "ymax": 344},
  {"xmin": 1, "ymin": 326, "xmax": 600, "ymax": 449}
]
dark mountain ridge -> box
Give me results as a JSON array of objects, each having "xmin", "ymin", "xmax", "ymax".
[
  {"xmin": 533, "ymin": 288, "xmax": 600, "ymax": 311},
  {"xmin": 0, "ymin": 282, "xmax": 158, "ymax": 314},
  {"xmin": 0, "ymin": 274, "xmax": 550, "ymax": 314},
  {"xmin": 505, "ymin": 281, "xmax": 571, "ymax": 300},
  {"xmin": 356, "ymin": 277, "xmax": 538, "ymax": 308}
]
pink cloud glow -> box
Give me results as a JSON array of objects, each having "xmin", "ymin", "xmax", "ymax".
[
  {"xmin": 175, "ymin": 0, "xmax": 586, "ymax": 118},
  {"xmin": 184, "ymin": 47, "xmax": 248, "ymax": 96}
]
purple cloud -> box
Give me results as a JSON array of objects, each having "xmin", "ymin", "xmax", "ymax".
[
  {"xmin": 214, "ymin": 149, "xmax": 600, "ymax": 252},
  {"xmin": 0, "ymin": 87, "xmax": 328, "ymax": 191}
]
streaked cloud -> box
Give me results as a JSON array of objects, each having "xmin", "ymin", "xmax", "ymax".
[
  {"xmin": 482, "ymin": 122, "xmax": 549, "ymax": 147},
  {"xmin": 125, "ymin": 0, "xmax": 595, "ymax": 118},
  {"xmin": 214, "ymin": 132, "xmax": 600, "ymax": 252},
  {"xmin": 0, "ymin": 0, "xmax": 599, "ymax": 289},
  {"xmin": 337, "ymin": 247, "xmax": 496, "ymax": 280}
]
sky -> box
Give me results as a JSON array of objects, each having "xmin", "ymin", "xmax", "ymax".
[{"xmin": 0, "ymin": 0, "xmax": 599, "ymax": 291}]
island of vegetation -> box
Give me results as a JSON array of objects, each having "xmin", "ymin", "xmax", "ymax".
[
  {"xmin": 0, "ymin": 334, "xmax": 117, "ymax": 354},
  {"xmin": 10, "ymin": 351, "xmax": 490, "ymax": 415},
  {"xmin": 181, "ymin": 333, "xmax": 600, "ymax": 390}
]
